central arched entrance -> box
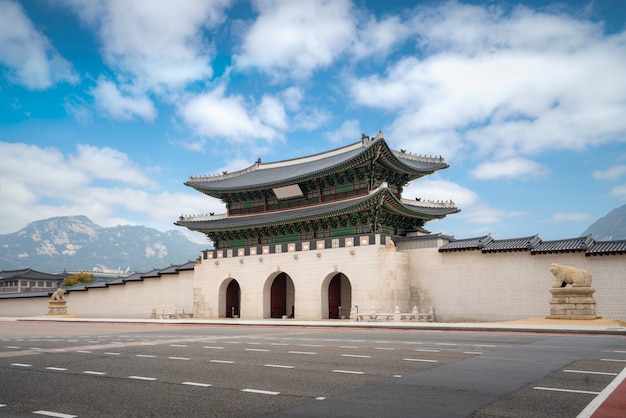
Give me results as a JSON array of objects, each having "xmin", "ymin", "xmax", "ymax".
[
  {"xmin": 225, "ymin": 279, "xmax": 240, "ymax": 318},
  {"xmin": 265, "ymin": 272, "xmax": 295, "ymax": 318},
  {"xmin": 325, "ymin": 273, "xmax": 352, "ymax": 319}
]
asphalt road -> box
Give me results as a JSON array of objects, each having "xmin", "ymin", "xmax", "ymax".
[{"xmin": 0, "ymin": 322, "xmax": 625, "ymax": 417}]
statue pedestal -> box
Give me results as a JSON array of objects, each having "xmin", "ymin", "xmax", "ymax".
[
  {"xmin": 48, "ymin": 301, "xmax": 67, "ymax": 315},
  {"xmin": 547, "ymin": 287, "xmax": 597, "ymax": 320}
]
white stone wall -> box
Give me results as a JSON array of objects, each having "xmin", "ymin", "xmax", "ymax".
[
  {"xmin": 0, "ymin": 270, "xmax": 194, "ymax": 318},
  {"xmin": 193, "ymin": 243, "xmax": 409, "ymax": 320},
  {"xmin": 406, "ymin": 246, "xmax": 626, "ymax": 322}
]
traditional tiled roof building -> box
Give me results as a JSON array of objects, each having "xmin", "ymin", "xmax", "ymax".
[
  {"xmin": 177, "ymin": 134, "xmax": 459, "ymax": 248},
  {"xmin": 176, "ymin": 134, "xmax": 459, "ymax": 319}
]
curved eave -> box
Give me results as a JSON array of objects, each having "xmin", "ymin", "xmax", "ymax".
[
  {"xmin": 185, "ymin": 138, "xmax": 448, "ymax": 198},
  {"xmin": 176, "ymin": 188, "xmax": 458, "ymax": 233}
]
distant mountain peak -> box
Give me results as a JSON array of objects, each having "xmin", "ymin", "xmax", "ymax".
[{"xmin": 581, "ymin": 204, "xmax": 626, "ymax": 241}]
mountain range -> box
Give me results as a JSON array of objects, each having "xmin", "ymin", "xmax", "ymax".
[{"xmin": 0, "ymin": 215, "xmax": 209, "ymax": 273}]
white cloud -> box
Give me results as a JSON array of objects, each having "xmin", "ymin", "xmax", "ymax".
[
  {"xmin": 91, "ymin": 78, "xmax": 157, "ymax": 122},
  {"xmin": 552, "ymin": 213, "xmax": 592, "ymax": 222},
  {"xmin": 0, "ymin": 0, "xmax": 78, "ymax": 89},
  {"xmin": 352, "ymin": 14, "xmax": 413, "ymax": 59},
  {"xmin": 462, "ymin": 204, "xmax": 527, "ymax": 225},
  {"xmin": 235, "ymin": 0, "xmax": 355, "ymax": 79},
  {"xmin": 178, "ymin": 85, "xmax": 285, "ymax": 143},
  {"xmin": 0, "ymin": 142, "xmax": 213, "ymax": 234},
  {"xmin": 325, "ymin": 119, "xmax": 360, "ymax": 143},
  {"xmin": 470, "ymin": 158, "xmax": 548, "ymax": 180},
  {"xmin": 64, "ymin": 0, "xmax": 231, "ymax": 92},
  {"xmin": 593, "ymin": 165, "xmax": 626, "ymax": 181},
  {"xmin": 349, "ymin": 2, "xmax": 626, "ymax": 163}
]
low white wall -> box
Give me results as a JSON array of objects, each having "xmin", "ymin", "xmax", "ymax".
[
  {"xmin": 0, "ymin": 270, "xmax": 194, "ymax": 319},
  {"xmin": 406, "ymin": 246, "xmax": 626, "ymax": 322}
]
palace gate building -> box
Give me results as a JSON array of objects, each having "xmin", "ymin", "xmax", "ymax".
[{"xmin": 176, "ymin": 133, "xmax": 459, "ymax": 319}]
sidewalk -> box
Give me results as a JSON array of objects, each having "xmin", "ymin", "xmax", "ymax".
[{"xmin": 4, "ymin": 316, "xmax": 626, "ymax": 335}]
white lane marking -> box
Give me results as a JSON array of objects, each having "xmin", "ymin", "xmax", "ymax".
[
  {"xmin": 11, "ymin": 363, "xmax": 31, "ymax": 367},
  {"xmin": 564, "ymin": 370, "xmax": 618, "ymax": 376},
  {"xmin": 242, "ymin": 388, "xmax": 280, "ymax": 395},
  {"xmin": 288, "ymin": 351, "xmax": 316, "ymax": 355},
  {"xmin": 265, "ymin": 364, "xmax": 294, "ymax": 369},
  {"xmin": 6, "ymin": 346, "xmax": 20, "ymax": 349},
  {"xmin": 464, "ymin": 351, "xmax": 483, "ymax": 355},
  {"xmin": 82, "ymin": 371, "xmax": 107, "ymax": 375},
  {"xmin": 300, "ymin": 344, "xmax": 322, "ymax": 347},
  {"xmin": 170, "ymin": 344, "xmax": 188, "ymax": 347},
  {"xmin": 210, "ymin": 360, "xmax": 234, "ymax": 364},
  {"xmin": 601, "ymin": 358, "xmax": 626, "ymax": 363},
  {"xmin": 270, "ymin": 343, "xmax": 287, "ymax": 346},
  {"xmin": 375, "ymin": 341, "xmax": 390, "ymax": 344},
  {"xmin": 404, "ymin": 358, "xmax": 438, "ymax": 363},
  {"xmin": 29, "ymin": 347, "xmax": 42, "ymax": 350},
  {"xmin": 474, "ymin": 344, "xmax": 497, "ymax": 347},
  {"xmin": 340, "ymin": 346, "xmax": 358, "ymax": 349},
  {"xmin": 226, "ymin": 341, "xmax": 240, "ymax": 344},
  {"xmin": 128, "ymin": 376, "xmax": 157, "ymax": 381},
  {"xmin": 0, "ymin": 403, "xmax": 6, "ymax": 407},
  {"xmin": 204, "ymin": 346, "xmax": 224, "ymax": 349},
  {"xmin": 316, "ymin": 397, "xmax": 326, "ymax": 400},
  {"xmin": 533, "ymin": 386, "xmax": 600, "ymax": 395},
  {"xmin": 245, "ymin": 348, "xmax": 270, "ymax": 352},
  {"xmin": 341, "ymin": 354, "xmax": 371, "ymax": 358},
  {"xmin": 403, "ymin": 342, "xmax": 423, "ymax": 345},
  {"xmin": 348, "ymin": 340, "xmax": 365, "ymax": 343},
  {"xmin": 436, "ymin": 343, "xmax": 458, "ymax": 346},
  {"xmin": 45, "ymin": 367, "xmax": 68, "ymax": 371},
  {"xmin": 141, "ymin": 343, "xmax": 156, "ymax": 346},
  {"xmin": 76, "ymin": 350, "xmax": 92, "ymax": 353},
  {"xmin": 136, "ymin": 354, "xmax": 156, "ymax": 358},
  {"xmin": 168, "ymin": 357, "xmax": 190, "ymax": 360},
  {"xmin": 33, "ymin": 411, "xmax": 77, "ymax": 418},
  {"xmin": 182, "ymin": 382, "xmax": 212, "ymax": 387},
  {"xmin": 104, "ymin": 352, "xmax": 121, "ymax": 356},
  {"xmin": 333, "ymin": 370, "xmax": 364, "ymax": 375},
  {"xmin": 577, "ymin": 365, "xmax": 626, "ymax": 418},
  {"xmin": 247, "ymin": 342, "xmax": 261, "ymax": 345},
  {"xmin": 393, "ymin": 375, "xmax": 403, "ymax": 378},
  {"xmin": 415, "ymin": 349, "xmax": 440, "ymax": 353},
  {"xmin": 375, "ymin": 347, "xmax": 395, "ymax": 350}
]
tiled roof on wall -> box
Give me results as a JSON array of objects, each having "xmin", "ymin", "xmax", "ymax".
[
  {"xmin": 531, "ymin": 235, "xmax": 594, "ymax": 254},
  {"xmin": 586, "ymin": 240, "xmax": 626, "ymax": 256},
  {"xmin": 482, "ymin": 235, "xmax": 541, "ymax": 252},
  {"xmin": 438, "ymin": 235, "xmax": 493, "ymax": 252}
]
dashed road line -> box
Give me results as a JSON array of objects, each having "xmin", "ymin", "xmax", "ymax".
[
  {"xmin": 242, "ymin": 388, "xmax": 280, "ymax": 395},
  {"xmin": 463, "ymin": 351, "xmax": 483, "ymax": 355},
  {"xmin": 45, "ymin": 367, "xmax": 68, "ymax": 371},
  {"xmin": 104, "ymin": 352, "xmax": 121, "ymax": 356},
  {"xmin": 136, "ymin": 354, "xmax": 156, "ymax": 358},
  {"xmin": 375, "ymin": 347, "xmax": 395, "ymax": 350},
  {"xmin": 76, "ymin": 350, "xmax": 92, "ymax": 353},
  {"xmin": 333, "ymin": 369, "xmax": 364, "ymax": 375},
  {"xmin": 204, "ymin": 346, "xmax": 224, "ymax": 349},
  {"xmin": 341, "ymin": 354, "xmax": 371, "ymax": 358},
  {"xmin": 210, "ymin": 360, "xmax": 234, "ymax": 364},
  {"xmin": 82, "ymin": 371, "xmax": 107, "ymax": 375},
  {"xmin": 602, "ymin": 358, "xmax": 626, "ymax": 363},
  {"xmin": 404, "ymin": 358, "xmax": 438, "ymax": 363},
  {"xmin": 533, "ymin": 387, "xmax": 600, "ymax": 395},
  {"xmin": 340, "ymin": 346, "xmax": 358, "ymax": 349},
  {"xmin": 33, "ymin": 410, "xmax": 77, "ymax": 418},
  {"xmin": 128, "ymin": 375, "xmax": 157, "ymax": 381},
  {"xmin": 170, "ymin": 344, "xmax": 188, "ymax": 347},
  {"xmin": 6, "ymin": 346, "xmax": 20, "ymax": 349},
  {"xmin": 168, "ymin": 356, "xmax": 190, "ymax": 360},
  {"xmin": 288, "ymin": 351, "xmax": 316, "ymax": 355},
  {"xmin": 11, "ymin": 363, "xmax": 31, "ymax": 367},
  {"xmin": 182, "ymin": 381, "xmax": 212, "ymax": 387},
  {"xmin": 245, "ymin": 348, "xmax": 270, "ymax": 352},
  {"xmin": 265, "ymin": 364, "xmax": 294, "ymax": 369},
  {"xmin": 415, "ymin": 349, "xmax": 439, "ymax": 352},
  {"xmin": 564, "ymin": 370, "xmax": 618, "ymax": 376}
]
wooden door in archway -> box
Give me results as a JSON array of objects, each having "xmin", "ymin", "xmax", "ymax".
[{"xmin": 226, "ymin": 280, "xmax": 240, "ymax": 318}]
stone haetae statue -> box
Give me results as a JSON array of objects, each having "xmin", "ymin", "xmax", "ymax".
[
  {"xmin": 549, "ymin": 263, "xmax": 592, "ymax": 288},
  {"xmin": 50, "ymin": 288, "xmax": 66, "ymax": 301}
]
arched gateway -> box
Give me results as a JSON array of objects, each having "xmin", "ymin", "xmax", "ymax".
[
  {"xmin": 220, "ymin": 278, "xmax": 241, "ymax": 318},
  {"xmin": 265, "ymin": 272, "xmax": 295, "ymax": 319},
  {"xmin": 323, "ymin": 273, "xmax": 352, "ymax": 319}
]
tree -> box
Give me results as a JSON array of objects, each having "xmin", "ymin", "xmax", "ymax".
[{"xmin": 61, "ymin": 272, "xmax": 94, "ymax": 287}]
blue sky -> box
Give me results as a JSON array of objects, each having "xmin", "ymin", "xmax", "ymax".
[{"xmin": 1, "ymin": 0, "xmax": 626, "ymax": 243}]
